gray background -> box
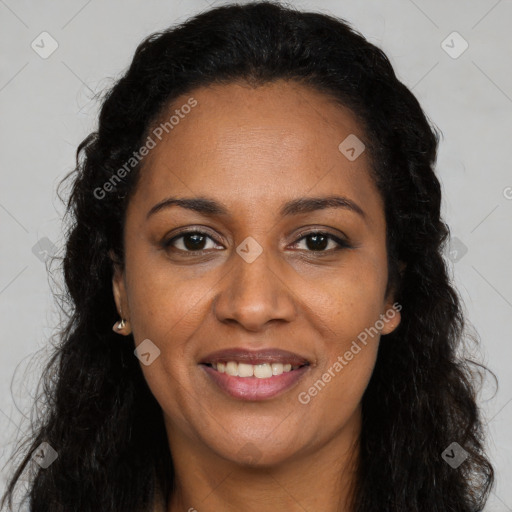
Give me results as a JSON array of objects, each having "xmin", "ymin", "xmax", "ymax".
[{"xmin": 1, "ymin": 0, "xmax": 511, "ymax": 509}]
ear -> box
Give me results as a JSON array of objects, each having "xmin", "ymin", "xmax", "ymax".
[
  {"xmin": 379, "ymin": 301, "xmax": 402, "ymax": 335},
  {"xmin": 380, "ymin": 260, "xmax": 406, "ymax": 335},
  {"xmin": 109, "ymin": 250, "xmax": 131, "ymax": 334}
]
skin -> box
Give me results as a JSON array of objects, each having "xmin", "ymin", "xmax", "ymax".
[{"xmin": 112, "ymin": 80, "xmax": 402, "ymax": 512}]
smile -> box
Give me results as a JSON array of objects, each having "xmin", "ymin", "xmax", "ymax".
[
  {"xmin": 199, "ymin": 347, "xmax": 312, "ymax": 401},
  {"xmin": 200, "ymin": 361, "xmax": 310, "ymax": 401}
]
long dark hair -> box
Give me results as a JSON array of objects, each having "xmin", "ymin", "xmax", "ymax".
[{"xmin": 1, "ymin": 2, "xmax": 495, "ymax": 511}]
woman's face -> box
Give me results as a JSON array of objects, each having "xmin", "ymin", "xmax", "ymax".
[{"xmin": 113, "ymin": 80, "xmax": 401, "ymax": 468}]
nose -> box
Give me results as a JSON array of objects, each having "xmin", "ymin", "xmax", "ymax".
[{"xmin": 213, "ymin": 244, "xmax": 297, "ymax": 332}]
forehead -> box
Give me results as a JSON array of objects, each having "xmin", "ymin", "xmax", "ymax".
[{"xmin": 130, "ymin": 80, "xmax": 383, "ymax": 226}]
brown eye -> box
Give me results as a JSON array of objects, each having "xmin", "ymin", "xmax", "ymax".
[
  {"xmin": 292, "ymin": 231, "xmax": 351, "ymax": 252},
  {"xmin": 163, "ymin": 231, "xmax": 223, "ymax": 252}
]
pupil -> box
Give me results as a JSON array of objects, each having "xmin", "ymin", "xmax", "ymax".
[
  {"xmin": 184, "ymin": 233, "xmax": 205, "ymax": 251},
  {"xmin": 306, "ymin": 234, "xmax": 327, "ymax": 251}
]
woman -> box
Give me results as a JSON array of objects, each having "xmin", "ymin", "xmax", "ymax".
[{"xmin": 1, "ymin": 2, "xmax": 495, "ymax": 511}]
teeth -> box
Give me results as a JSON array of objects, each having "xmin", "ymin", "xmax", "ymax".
[
  {"xmin": 211, "ymin": 361, "xmax": 302, "ymax": 378},
  {"xmin": 238, "ymin": 363, "xmax": 254, "ymax": 377},
  {"xmin": 271, "ymin": 363, "xmax": 283, "ymax": 376},
  {"xmin": 254, "ymin": 363, "xmax": 273, "ymax": 378},
  {"xmin": 225, "ymin": 361, "xmax": 238, "ymax": 376}
]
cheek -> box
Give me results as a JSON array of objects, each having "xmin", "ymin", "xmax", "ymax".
[
  {"xmin": 292, "ymin": 251, "xmax": 385, "ymax": 412},
  {"xmin": 125, "ymin": 249, "xmax": 213, "ymax": 341},
  {"xmin": 298, "ymin": 344, "xmax": 378, "ymax": 440},
  {"xmin": 124, "ymin": 257, "xmax": 204, "ymax": 428},
  {"xmin": 123, "ymin": 251, "xmax": 219, "ymax": 404},
  {"xmin": 294, "ymin": 250, "xmax": 388, "ymax": 341},
  {"xmin": 298, "ymin": 316, "xmax": 381, "ymax": 435}
]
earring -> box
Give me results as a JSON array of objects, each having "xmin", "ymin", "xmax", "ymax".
[
  {"xmin": 113, "ymin": 305, "xmax": 130, "ymax": 334},
  {"xmin": 113, "ymin": 318, "xmax": 127, "ymax": 333}
]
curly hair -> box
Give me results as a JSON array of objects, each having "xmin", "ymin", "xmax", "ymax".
[{"xmin": 1, "ymin": 1, "xmax": 495, "ymax": 511}]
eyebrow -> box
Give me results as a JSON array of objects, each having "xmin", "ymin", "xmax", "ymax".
[{"xmin": 146, "ymin": 195, "xmax": 366, "ymax": 220}]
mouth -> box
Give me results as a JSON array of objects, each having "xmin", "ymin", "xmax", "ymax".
[{"xmin": 199, "ymin": 348, "xmax": 311, "ymax": 401}]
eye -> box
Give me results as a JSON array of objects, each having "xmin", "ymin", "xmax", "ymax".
[
  {"xmin": 291, "ymin": 231, "xmax": 351, "ymax": 252},
  {"xmin": 162, "ymin": 229, "xmax": 352, "ymax": 255},
  {"xmin": 162, "ymin": 230, "xmax": 223, "ymax": 252}
]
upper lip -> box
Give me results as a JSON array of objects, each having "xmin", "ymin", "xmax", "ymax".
[{"xmin": 199, "ymin": 348, "xmax": 310, "ymax": 366}]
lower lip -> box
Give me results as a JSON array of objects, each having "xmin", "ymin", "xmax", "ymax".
[{"xmin": 200, "ymin": 364, "xmax": 310, "ymax": 401}]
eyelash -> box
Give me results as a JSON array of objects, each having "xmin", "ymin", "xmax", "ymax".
[{"xmin": 161, "ymin": 229, "xmax": 352, "ymax": 255}]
